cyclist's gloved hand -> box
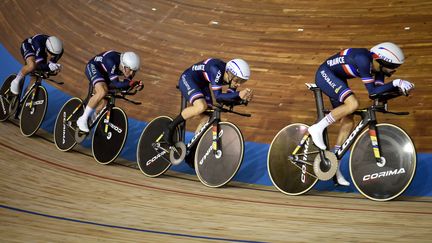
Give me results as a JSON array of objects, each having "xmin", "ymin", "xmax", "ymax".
[
  {"xmin": 48, "ymin": 62, "xmax": 62, "ymax": 72},
  {"xmin": 129, "ymin": 79, "xmax": 144, "ymax": 90},
  {"xmin": 392, "ymin": 79, "xmax": 414, "ymax": 95}
]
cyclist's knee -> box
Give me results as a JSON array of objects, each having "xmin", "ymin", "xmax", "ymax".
[
  {"xmin": 182, "ymin": 99, "xmax": 208, "ymax": 119},
  {"xmin": 24, "ymin": 61, "xmax": 37, "ymax": 73},
  {"xmin": 91, "ymin": 90, "xmax": 106, "ymax": 104},
  {"xmin": 193, "ymin": 99, "xmax": 208, "ymax": 114}
]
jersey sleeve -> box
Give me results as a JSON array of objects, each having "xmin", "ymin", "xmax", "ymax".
[
  {"xmin": 109, "ymin": 78, "xmax": 131, "ymax": 89},
  {"xmin": 31, "ymin": 37, "xmax": 51, "ymax": 72},
  {"xmin": 32, "ymin": 38, "xmax": 45, "ymax": 64},
  {"xmin": 355, "ymin": 55, "xmax": 396, "ymax": 95},
  {"xmin": 364, "ymin": 71, "xmax": 398, "ymax": 95},
  {"xmin": 374, "ymin": 72, "xmax": 385, "ymax": 86},
  {"xmin": 101, "ymin": 56, "xmax": 129, "ymax": 89},
  {"xmin": 213, "ymin": 87, "xmax": 241, "ymax": 103},
  {"xmin": 103, "ymin": 57, "xmax": 120, "ymax": 82},
  {"xmin": 36, "ymin": 63, "xmax": 51, "ymax": 72},
  {"xmin": 364, "ymin": 81, "xmax": 398, "ymax": 96},
  {"xmin": 355, "ymin": 55, "xmax": 374, "ymax": 85}
]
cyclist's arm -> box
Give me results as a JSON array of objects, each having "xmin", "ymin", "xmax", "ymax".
[
  {"xmin": 109, "ymin": 79, "xmax": 131, "ymax": 89},
  {"xmin": 213, "ymin": 88, "xmax": 241, "ymax": 103},
  {"xmin": 104, "ymin": 58, "xmax": 130, "ymax": 89},
  {"xmin": 32, "ymin": 38, "xmax": 51, "ymax": 72},
  {"xmin": 356, "ymin": 57, "xmax": 398, "ymax": 95},
  {"xmin": 374, "ymin": 72, "xmax": 385, "ymax": 86},
  {"xmin": 204, "ymin": 65, "xmax": 241, "ymax": 102},
  {"xmin": 364, "ymin": 82, "xmax": 398, "ymax": 95}
]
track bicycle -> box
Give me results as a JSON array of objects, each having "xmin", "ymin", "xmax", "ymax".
[
  {"xmin": 53, "ymin": 85, "xmax": 141, "ymax": 164},
  {"xmin": 267, "ymin": 83, "xmax": 416, "ymax": 201},
  {"xmin": 137, "ymin": 95, "xmax": 250, "ymax": 188},
  {"xmin": 0, "ymin": 71, "xmax": 63, "ymax": 136}
]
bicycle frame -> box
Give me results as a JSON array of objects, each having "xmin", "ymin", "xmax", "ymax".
[
  {"xmin": 334, "ymin": 108, "xmax": 380, "ymax": 161},
  {"xmin": 14, "ymin": 75, "xmax": 43, "ymax": 118},
  {"xmin": 65, "ymin": 93, "xmax": 115, "ymax": 132},
  {"xmin": 151, "ymin": 93, "xmax": 249, "ymax": 165},
  {"xmin": 154, "ymin": 107, "xmax": 223, "ymax": 157},
  {"xmin": 183, "ymin": 108, "xmax": 223, "ymax": 157}
]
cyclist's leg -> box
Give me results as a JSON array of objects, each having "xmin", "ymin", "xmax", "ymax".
[
  {"xmin": 194, "ymin": 114, "xmax": 210, "ymax": 134},
  {"xmin": 77, "ymin": 63, "xmax": 107, "ymax": 132},
  {"xmin": 332, "ymin": 114, "xmax": 355, "ymax": 186},
  {"xmin": 308, "ymin": 65, "xmax": 357, "ymax": 149},
  {"xmin": 11, "ymin": 41, "xmax": 37, "ymax": 95},
  {"xmin": 164, "ymin": 72, "xmax": 207, "ymax": 145},
  {"xmin": 91, "ymin": 98, "xmax": 107, "ymax": 122}
]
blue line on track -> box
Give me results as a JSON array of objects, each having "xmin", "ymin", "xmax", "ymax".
[{"xmin": 0, "ymin": 204, "xmax": 267, "ymax": 243}]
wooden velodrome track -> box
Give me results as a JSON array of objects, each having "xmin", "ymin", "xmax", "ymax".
[{"xmin": 1, "ymin": 0, "xmax": 432, "ymax": 242}]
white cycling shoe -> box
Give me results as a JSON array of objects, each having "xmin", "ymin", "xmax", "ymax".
[
  {"xmin": 77, "ymin": 117, "xmax": 89, "ymax": 133},
  {"xmin": 10, "ymin": 77, "xmax": 21, "ymax": 95},
  {"xmin": 336, "ymin": 169, "xmax": 351, "ymax": 186},
  {"xmin": 308, "ymin": 124, "xmax": 327, "ymax": 150}
]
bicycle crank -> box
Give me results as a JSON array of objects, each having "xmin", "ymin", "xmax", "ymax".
[
  {"xmin": 313, "ymin": 150, "xmax": 338, "ymax": 180},
  {"xmin": 169, "ymin": 142, "xmax": 187, "ymax": 165}
]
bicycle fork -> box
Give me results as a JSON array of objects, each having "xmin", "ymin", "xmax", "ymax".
[
  {"xmin": 212, "ymin": 123, "xmax": 223, "ymax": 158},
  {"xmin": 368, "ymin": 124, "xmax": 384, "ymax": 165},
  {"xmin": 104, "ymin": 110, "xmax": 111, "ymax": 134},
  {"xmin": 66, "ymin": 103, "xmax": 84, "ymax": 130}
]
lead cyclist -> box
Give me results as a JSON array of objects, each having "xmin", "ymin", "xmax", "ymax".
[{"xmin": 307, "ymin": 42, "xmax": 415, "ymax": 186}]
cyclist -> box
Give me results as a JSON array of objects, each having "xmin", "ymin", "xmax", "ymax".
[
  {"xmin": 308, "ymin": 42, "xmax": 414, "ymax": 186},
  {"xmin": 76, "ymin": 51, "xmax": 143, "ymax": 133},
  {"xmin": 164, "ymin": 58, "xmax": 253, "ymax": 146},
  {"xmin": 9, "ymin": 34, "xmax": 63, "ymax": 105}
]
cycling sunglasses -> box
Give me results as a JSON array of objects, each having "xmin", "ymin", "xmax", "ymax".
[{"xmin": 377, "ymin": 59, "xmax": 401, "ymax": 70}]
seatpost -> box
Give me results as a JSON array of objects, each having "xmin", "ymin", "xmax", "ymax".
[
  {"xmin": 311, "ymin": 87, "xmax": 325, "ymax": 120},
  {"xmin": 309, "ymin": 85, "xmax": 330, "ymax": 147},
  {"xmin": 179, "ymin": 94, "xmax": 187, "ymax": 142}
]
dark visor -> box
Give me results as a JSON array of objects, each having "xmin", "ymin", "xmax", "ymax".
[{"xmin": 377, "ymin": 59, "xmax": 400, "ymax": 69}]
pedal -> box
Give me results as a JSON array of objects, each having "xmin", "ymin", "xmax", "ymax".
[{"xmin": 74, "ymin": 128, "xmax": 88, "ymax": 144}]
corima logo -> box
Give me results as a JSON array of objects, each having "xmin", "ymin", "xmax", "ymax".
[
  {"xmin": 146, "ymin": 150, "xmax": 167, "ymax": 166},
  {"xmin": 301, "ymin": 138, "xmax": 310, "ymax": 183},
  {"xmin": 62, "ymin": 111, "xmax": 67, "ymax": 144},
  {"xmin": 104, "ymin": 119, "xmax": 123, "ymax": 134},
  {"xmin": 363, "ymin": 168, "xmax": 406, "ymax": 181},
  {"xmin": 25, "ymin": 100, "xmax": 44, "ymax": 107}
]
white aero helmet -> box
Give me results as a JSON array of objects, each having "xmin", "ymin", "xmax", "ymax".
[
  {"xmin": 46, "ymin": 36, "xmax": 63, "ymax": 55},
  {"xmin": 370, "ymin": 42, "xmax": 405, "ymax": 69},
  {"xmin": 226, "ymin": 58, "xmax": 250, "ymax": 80},
  {"xmin": 120, "ymin": 51, "xmax": 140, "ymax": 71}
]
